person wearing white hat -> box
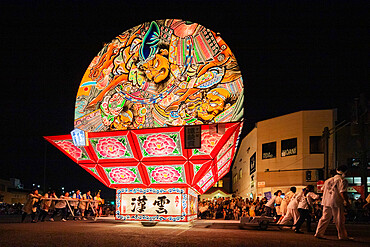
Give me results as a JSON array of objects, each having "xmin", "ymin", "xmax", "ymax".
[{"xmin": 314, "ymin": 165, "xmax": 352, "ymax": 240}]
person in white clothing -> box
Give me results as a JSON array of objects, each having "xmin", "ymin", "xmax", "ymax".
[
  {"xmin": 71, "ymin": 190, "xmax": 82, "ymax": 220},
  {"xmin": 315, "ymin": 165, "xmax": 352, "ymax": 240},
  {"xmin": 264, "ymin": 190, "xmax": 282, "ymax": 217},
  {"xmin": 279, "ymin": 191, "xmax": 300, "ymax": 226},
  {"xmin": 80, "ymin": 191, "xmax": 93, "ymax": 220},
  {"xmin": 294, "ymin": 185, "xmax": 320, "ymax": 233},
  {"xmin": 277, "ymin": 187, "xmax": 297, "ymax": 224}
]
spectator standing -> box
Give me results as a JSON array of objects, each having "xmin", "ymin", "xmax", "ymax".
[
  {"xmin": 93, "ymin": 191, "xmax": 104, "ymax": 219},
  {"xmin": 275, "ymin": 193, "xmax": 283, "ymax": 221}
]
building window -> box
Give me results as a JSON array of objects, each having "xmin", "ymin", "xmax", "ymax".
[
  {"xmin": 250, "ymin": 152, "xmax": 256, "ymax": 175},
  {"xmin": 233, "ymin": 174, "xmax": 238, "ymax": 184},
  {"xmin": 345, "ymin": 177, "xmax": 354, "ymax": 184},
  {"xmin": 353, "ymin": 177, "xmax": 361, "ymax": 185},
  {"xmin": 218, "ymin": 180, "xmax": 223, "ymax": 187},
  {"xmin": 281, "ymin": 138, "xmax": 297, "ymax": 157},
  {"xmin": 262, "ymin": 142, "xmax": 276, "ymax": 159},
  {"xmin": 310, "ymin": 136, "xmax": 323, "ymax": 154},
  {"xmin": 239, "ymin": 168, "xmax": 243, "ymax": 179},
  {"xmin": 213, "ymin": 180, "xmax": 224, "ymax": 188}
]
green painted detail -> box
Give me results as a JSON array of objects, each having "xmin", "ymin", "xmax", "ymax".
[
  {"xmin": 170, "ymin": 134, "xmax": 178, "ymax": 142},
  {"xmin": 143, "ymin": 149, "xmax": 149, "ymax": 157},
  {"xmin": 194, "ymin": 45, "xmax": 201, "ymax": 62},
  {"xmin": 105, "ymin": 168, "xmax": 112, "ymax": 173},
  {"xmin": 173, "ymin": 148, "xmax": 179, "ymax": 154},
  {"xmin": 138, "ymin": 136, "xmax": 147, "ymax": 144},
  {"xmin": 174, "ymin": 166, "xmax": 182, "ymax": 173},
  {"xmin": 147, "ymin": 167, "xmax": 155, "ymax": 173},
  {"xmin": 129, "ymin": 167, "xmax": 137, "ymax": 174},
  {"xmin": 90, "ymin": 139, "xmax": 98, "ymax": 147},
  {"xmin": 186, "ymin": 118, "xmax": 197, "ymax": 123},
  {"xmin": 193, "ymin": 149, "xmax": 200, "ymax": 155},
  {"xmin": 195, "ymin": 165, "xmax": 201, "ymax": 173},
  {"xmin": 178, "ymin": 177, "xmax": 184, "ymax": 183},
  {"xmin": 124, "ymin": 150, "xmax": 131, "ymax": 157},
  {"xmin": 151, "ymin": 177, "xmax": 157, "ymax": 183},
  {"xmin": 97, "ymin": 152, "xmax": 103, "ymax": 159},
  {"xmin": 134, "ymin": 178, "xmax": 140, "ymax": 183},
  {"xmin": 118, "ymin": 138, "xmax": 126, "ymax": 145},
  {"xmin": 81, "ymin": 153, "xmax": 88, "ymax": 159}
]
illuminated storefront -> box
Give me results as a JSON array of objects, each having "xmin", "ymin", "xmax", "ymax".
[{"xmin": 45, "ymin": 19, "xmax": 244, "ymax": 222}]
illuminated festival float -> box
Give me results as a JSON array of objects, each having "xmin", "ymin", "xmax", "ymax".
[{"xmin": 45, "ymin": 19, "xmax": 244, "ymax": 223}]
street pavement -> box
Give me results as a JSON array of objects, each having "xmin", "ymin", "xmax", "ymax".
[{"xmin": 0, "ymin": 216, "xmax": 369, "ymax": 247}]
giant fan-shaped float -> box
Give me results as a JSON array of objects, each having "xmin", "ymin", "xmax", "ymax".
[{"xmin": 45, "ymin": 19, "xmax": 244, "ymax": 222}]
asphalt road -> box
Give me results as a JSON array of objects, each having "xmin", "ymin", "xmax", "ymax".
[{"xmin": 0, "ymin": 217, "xmax": 369, "ymax": 247}]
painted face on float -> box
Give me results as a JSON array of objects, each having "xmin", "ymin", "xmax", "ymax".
[
  {"xmin": 141, "ymin": 51, "xmax": 170, "ymax": 84},
  {"xmin": 111, "ymin": 110, "xmax": 133, "ymax": 130},
  {"xmin": 198, "ymin": 88, "xmax": 231, "ymax": 121}
]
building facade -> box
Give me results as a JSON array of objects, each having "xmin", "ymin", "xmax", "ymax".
[
  {"xmin": 232, "ymin": 110, "xmax": 335, "ymax": 199},
  {"xmin": 0, "ymin": 178, "xmax": 28, "ymax": 204}
]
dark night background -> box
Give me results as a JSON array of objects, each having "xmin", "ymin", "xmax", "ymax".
[{"xmin": 0, "ymin": 0, "xmax": 368, "ymax": 200}]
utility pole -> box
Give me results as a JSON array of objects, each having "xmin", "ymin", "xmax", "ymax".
[
  {"xmin": 323, "ymin": 127, "xmax": 330, "ymax": 180},
  {"xmin": 352, "ymin": 95, "xmax": 369, "ymax": 198},
  {"xmin": 322, "ymin": 120, "xmax": 350, "ymax": 180}
]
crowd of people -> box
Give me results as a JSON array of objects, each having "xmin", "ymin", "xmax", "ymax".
[
  {"xmin": 20, "ymin": 189, "xmax": 105, "ymax": 223},
  {"xmin": 197, "ymin": 187, "xmax": 326, "ymax": 225},
  {"xmin": 0, "ymin": 202, "xmax": 23, "ymax": 215},
  {"xmin": 199, "ymin": 165, "xmax": 370, "ymax": 240}
]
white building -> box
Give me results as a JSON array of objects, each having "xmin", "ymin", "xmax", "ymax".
[{"xmin": 232, "ymin": 110, "xmax": 335, "ymax": 199}]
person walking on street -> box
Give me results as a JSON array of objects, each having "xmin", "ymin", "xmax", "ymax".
[
  {"xmin": 294, "ymin": 185, "xmax": 319, "ymax": 234},
  {"xmin": 314, "ymin": 165, "xmax": 352, "ymax": 240}
]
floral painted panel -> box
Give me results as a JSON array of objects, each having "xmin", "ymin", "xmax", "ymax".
[
  {"xmin": 90, "ymin": 136, "xmax": 133, "ymax": 159},
  {"xmin": 192, "ymin": 131, "xmax": 222, "ymax": 155},
  {"xmin": 137, "ymin": 133, "xmax": 182, "ymax": 157},
  {"xmin": 146, "ymin": 165, "xmax": 186, "ymax": 184},
  {"xmin": 55, "ymin": 140, "xmax": 89, "ymax": 160},
  {"xmin": 105, "ymin": 167, "xmax": 142, "ymax": 184}
]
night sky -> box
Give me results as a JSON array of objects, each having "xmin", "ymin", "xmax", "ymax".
[{"xmin": 1, "ymin": 1, "xmax": 368, "ymax": 199}]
